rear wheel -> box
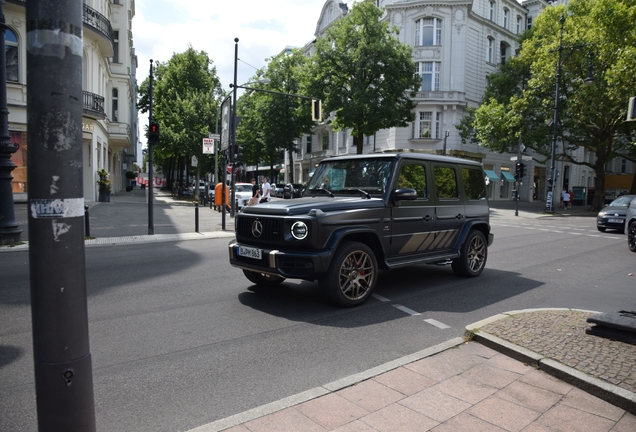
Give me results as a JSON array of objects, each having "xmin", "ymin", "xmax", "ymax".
[
  {"xmin": 319, "ymin": 241, "xmax": 378, "ymax": 307},
  {"xmin": 452, "ymin": 230, "xmax": 488, "ymax": 277},
  {"xmin": 628, "ymin": 221, "xmax": 636, "ymax": 253},
  {"xmin": 242, "ymin": 270, "xmax": 285, "ymax": 286}
]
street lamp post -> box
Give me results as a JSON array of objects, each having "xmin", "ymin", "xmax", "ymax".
[{"xmin": 546, "ymin": 14, "xmax": 595, "ymax": 213}]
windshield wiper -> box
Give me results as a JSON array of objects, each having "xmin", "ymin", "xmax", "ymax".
[
  {"xmin": 310, "ymin": 188, "xmax": 334, "ymax": 198},
  {"xmin": 357, "ymin": 189, "xmax": 371, "ymax": 199}
]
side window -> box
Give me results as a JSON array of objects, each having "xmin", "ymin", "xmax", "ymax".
[
  {"xmin": 397, "ymin": 163, "xmax": 428, "ymax": 199},
  {"xmin": 434, "ymin": 166, "xmax": 458, "ymax": 199},
  {"xmin": 462, "ymin": 167, "xmax": 487, "ymax": 200}
]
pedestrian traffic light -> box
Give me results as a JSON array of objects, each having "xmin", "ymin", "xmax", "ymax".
[
  {"xmin": 312, "ymin": 99, "xmax": 322, "ymax": 121},
  {"xmin": 149, "ymin": 122, "xmax": 159, "ymax": 143}
]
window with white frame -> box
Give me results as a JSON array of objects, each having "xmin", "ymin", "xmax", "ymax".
[
  {"xmin": 306, "ymin": 135, "xmax": 312, "ymax": 153},
  {"xmin": 112, "ymin": 30, "xmax": 119, "ymax": 63},
  {"xmin": 5, "ymin": 29, "xmax": 18, "ymax": 82},
  {"xmin": 417, "ymin": 62, "xmax": 440, "ymax": 91},
  {"xmin": 418, "ymin": 112, "xmax": 433, "ymax": 138},
  {"xmin": 527, "ymin": 17, "xmax": 532, "ymax": 29},
  {"xmin": 322, "ymin": 134, "xmax": 329, "ymax": 151},
  {"xmin": 489, "ymin": 1, "xmax": 495, "ymax": 21},
  {"xmin": 435, "ymin": 113, "xmax": 441, "ymax": 139},
  {"xmin": 414, "ymin": 17, "xmax": 442, "ymax": 46},
  {"xmin": 487, "ymin": 37, "xmax": 494, "ymax": 63},
  {"xmin": 503, "ymin": 9, "xmax": 509, "ymax": 29},
  {"xmin": 516, "ymin": 16, "xmax": 522, "ymax": 34}
]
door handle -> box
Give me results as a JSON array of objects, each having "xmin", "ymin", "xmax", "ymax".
[
  {"xmin": 424, "ymin": 215, "xmax": 432, "ymax": 222},
  {"xmin": 456, "ymin": 214, "xmax": 463, "ymax": 219}
]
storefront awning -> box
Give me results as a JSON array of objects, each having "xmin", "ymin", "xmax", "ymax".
[
  {"xmin": 501, "ymin": 171, "xmax": 516, "ymax": 182},
  {"xmin": 483, "ymin": 170, "xmax": 500, "ymax": 182}
]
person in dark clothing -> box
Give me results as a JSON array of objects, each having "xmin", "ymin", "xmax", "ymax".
[{"xmin": 248, "ymin": 178, "xmax": 259, "ymax": 206}]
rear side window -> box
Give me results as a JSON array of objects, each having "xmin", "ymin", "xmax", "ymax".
[
  {"xmin": 396, "ymin": 163, "xmax": 428, "ymax": 198},
  {"xmin": 434, "ymin": 166, "xmax": 458, "ymax": 199},
  {"xmin": 462, "ymin": 167, "xmax": 487, "ymax": 200}
]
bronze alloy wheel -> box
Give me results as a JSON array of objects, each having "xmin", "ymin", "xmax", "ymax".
[{"xmin": 452, "ymin": 230, "xmax": 487, "ymax": 277}]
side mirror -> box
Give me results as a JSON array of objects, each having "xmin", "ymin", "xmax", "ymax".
[{"xmin": 394, "ymin": 188, "xmax": 418, "ymax": 201}]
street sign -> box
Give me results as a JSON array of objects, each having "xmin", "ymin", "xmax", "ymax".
[
  {"xmin": 209, "ymin": 133, "xmax": 220, "ymax": 140},
  {"xmin": 510, "ymin": 156, "xmax": 533, "ymax": 161},
  {"xmin": 191, "ymin": 155, "xmax": 198, "ymax": 167},
  {"xmin": 203, "ymin": 138, "xmax": 214, "ymax": 154}
]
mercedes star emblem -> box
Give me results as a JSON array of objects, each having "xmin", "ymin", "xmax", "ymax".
[{"xmin": 252, "ymin": 220, "xmax": 263, "ymax": 238}]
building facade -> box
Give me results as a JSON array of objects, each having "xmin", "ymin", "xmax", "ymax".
[
  {"xmin": 6, "ymin": 0, "xmax": 138, "ymax": 203},
  {"xmin": 288, "ymin": 0, "xmax": 633, "ymax": 203}
]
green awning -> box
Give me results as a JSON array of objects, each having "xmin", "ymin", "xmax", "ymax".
[
  {"xmin": 483, "ymin": 170, "xmax": 500, "ymax": 182},
  {"xmin": 501, "ymin": 171, "xmax": 516, "ymax": 182}
]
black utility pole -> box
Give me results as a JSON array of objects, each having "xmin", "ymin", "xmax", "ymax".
[
  {"xmin": 147, "ymin": 60, "xmax": 155, "ymax": 234},
  {"xmin": 0, "ymin": 1, "xmax": 22, "ymax": 245},
  {"xmin": 26, "ymin": 1, "xmax": 96, "ymax": 431},
  {"xmin": 230, "ymin": 38, "xmax": 238, "ymax": 218}
]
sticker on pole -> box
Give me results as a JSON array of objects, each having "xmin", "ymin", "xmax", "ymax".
[
  {"xmin": 30, "ymin": 198, "xmax": 84, "ymax": 219},
  {"xmin": 203, "ymin": 138, "xmax": 214, "ymax": 154}
]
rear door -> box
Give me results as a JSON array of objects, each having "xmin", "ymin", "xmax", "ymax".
[{"xmin": 431, "ymin": 163, "xmax": 464, "ymax": 253}]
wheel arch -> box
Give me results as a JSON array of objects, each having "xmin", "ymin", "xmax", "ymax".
[
  {"xmin": 455, "ymin": 220, "xmax": 491, "ymax": 251},
  {"xmin": 324, "ymin": 228, "xmax": 388, "ymax": 270}
]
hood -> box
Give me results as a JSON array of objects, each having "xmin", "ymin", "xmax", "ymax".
[
  {"xmin": 600, "ymin": 205, "xmax": 628, "ymax": 216},
  {"xmin": 239, "ymin": 196, "xmax": 386, "ymax": 216}
]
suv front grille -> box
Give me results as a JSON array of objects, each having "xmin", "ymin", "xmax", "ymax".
[{"xmin": 237, "ymin": 217, "xmax": 283, "ymax": 242}]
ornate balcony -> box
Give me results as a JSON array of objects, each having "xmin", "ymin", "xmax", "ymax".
[
  {"xmin": 83, "ymin": 91, "xmax": 106, "ymax": 119},
  {"xmin": 83, "ymin": 2, "xmax": 114, "ymax": 57}
]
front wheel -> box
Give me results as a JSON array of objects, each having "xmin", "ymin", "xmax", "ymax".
[
  {"xmin": 319, "ymin": 241, "xmax": 378, "ymax": 307},
  {"xmin": 628, "ymin": 222, "xmax": 636, "ymax": 253},
  {"xmin": 242, "ymin": 270, "xmax": 285, "ymax": 286},
  {"xmin": 452, "ymin": 230, "xmax": 488, "ymax": 277}
]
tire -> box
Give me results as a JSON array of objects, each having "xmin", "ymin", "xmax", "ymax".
[
  {"xmin": 628, "ymin": 221, "xmax": 636, "ymax": 253},
  {"xmin": 597, "ymin": 227, "xmax": 606, "ymax": 232},
  {"xmin": 452, "ymin": 230, "xmax": 488, "ymax": 278},
  {"xmin": 242, "ymin": 270, "xmax": 285, "ymax": 286},
  {"xmin": 319, "ymin": 241, "xmax": 378, "ymax": 307}
]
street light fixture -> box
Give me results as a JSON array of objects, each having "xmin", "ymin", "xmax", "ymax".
[{"xmin": 546, "ymin": 14, "xmax": 596, "ymax": 213}]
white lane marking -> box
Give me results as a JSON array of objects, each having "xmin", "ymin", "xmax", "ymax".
[
  {"xmin": 393, "ymin": 305, "xmax": 421, "ymax": 316},
  {"xmin": 372, "ymin": 294, "xmax": 391, "ymax": 302},
  {"xmin": 424, "ymin": 318, "xmax": 451, "ymax": 329}
]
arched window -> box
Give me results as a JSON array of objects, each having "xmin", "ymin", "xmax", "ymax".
[
  {"xmin": 487, "ymin": 38, "xmax": 494, "ymax": 63},
  {"xmin": 489, "ymin": 1, "xmax": 496, "ymax": 21},
  {"xmin": 516, "ymin": 16, "xmax": 522, "ymax": 34},
  {"xmin": 503, "ymin": 9, "xmax": 509, "ymax": 29},
  {"xmin": 5, "ymin": 29, "xmax": 18, "ymax": 82},
  {"xmin": 414, "ymin": 18, "xmax": 442, "ymax": 46},
  {"xmin": 500, "ymin": 42, "xmax": 511, "ymax": 65},
  {"xmin": 112, "ymin": 88, "xmax": 118, "ymax": 122}
]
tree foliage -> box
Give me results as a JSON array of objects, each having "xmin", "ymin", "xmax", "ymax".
[
  {"xmin": 138, "ymin": 47, "xmax": 223, "ymax": 193},
  {"xmin": 458, "ymin": 0, "xmax": 636, "ymax": 209},
  {"xmin": 305, "ymin": 0, "xmax": 421, "ymax": 154}
]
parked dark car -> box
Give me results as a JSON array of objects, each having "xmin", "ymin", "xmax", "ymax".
[
  {"xmin": 596, "ymin": 194, "xmax": 636, "ymax": 233},
  {"xmin": 283, "ymin": 183, "xmax": 305, "ymax": 199},
  {"xmin": 625, "ymin": 196, "xmax": 636, "ymax": 252}
]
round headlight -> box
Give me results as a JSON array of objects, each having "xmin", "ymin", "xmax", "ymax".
[{"xmin": 291, "ymin": 221, "xmax": 308, "ymax": 240}]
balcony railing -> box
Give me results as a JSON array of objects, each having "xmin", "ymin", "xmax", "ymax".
[
  {"xmin": 83, "ymin": 2, "xmax": 114, "ymax": 47},
  {"xmin": 83, "ymin": 91, "xmax": 105, "ymax": 118}
]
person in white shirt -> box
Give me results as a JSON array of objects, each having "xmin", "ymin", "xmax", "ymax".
[{"xmin": 260, "ymin": 177, "xmax": 271, "ymax": 203}]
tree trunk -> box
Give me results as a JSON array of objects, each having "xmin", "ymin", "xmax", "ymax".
[
  {"xmin": 591, "ymin": 162, "xmax": 606, "ymax": 212},
  {"xmin": 288, "ymin": 149, "xmax": 294, "ymax": 183},
  {"xmin": 354, "ymin": 133, "xmax": 363, "ymax": 155}
]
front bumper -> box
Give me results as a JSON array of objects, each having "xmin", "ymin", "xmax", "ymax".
[
  {"xmin": 597, "ymin": 217, "xmax": 625, "ymax": 230},
  {"xmin": 228, "ymin": 240, "xmax": 333, "ymax": 280}
]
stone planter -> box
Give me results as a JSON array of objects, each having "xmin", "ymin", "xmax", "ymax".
[{"xmin": 98, "ymin": 191, "xmax": 111, "ymax": 202}]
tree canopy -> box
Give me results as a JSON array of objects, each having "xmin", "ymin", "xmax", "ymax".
[
  {"xmin": 458, "ymin": 0, "xmax": 636, "ymax": 210},
  {"xmin": 305, "ymin": 0, "xmax": 421, "ymax": 154}
]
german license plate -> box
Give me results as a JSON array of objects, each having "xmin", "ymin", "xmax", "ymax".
[
  {"xmin": 238, "ymin": 246, "xmax": 262, "ymax": 260},
  {"xmin": 608, "ymin": 218, "xmax": 622, "ymax": 223}
]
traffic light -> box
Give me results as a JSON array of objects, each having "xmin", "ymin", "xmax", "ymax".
[
  {"xmin": 235, "ymin": 146, "xmax": 244, "ymax": 159},
  {"xmin": 312, "ymin": 99, "xmax": 322, "ymax": 121},
  {"xmin": 519, "ymin": 163, "xmax": 526, "ymax": 179},
  {"xmin": 149, "ymin": 122, "xmax": 159, "ymax": 143},
  {"xmin": 515, "ymin": 162, "xmax": 526, "ymax": 181}
]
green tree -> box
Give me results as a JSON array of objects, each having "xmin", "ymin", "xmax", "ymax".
[
  {"xmin": 305, "ymin": 0, "xmax": 420, "ymax": 154},
  {"xmin": 459, "ymin": 0, "xmax": 636, "ymax": 210},
  {"xmin": 138, "ymin": 47, "xmax": 223, "ymax": 198}
]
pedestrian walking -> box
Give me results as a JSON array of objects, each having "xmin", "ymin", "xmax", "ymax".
[
  {"xmin": 563, "ymin": 188, "xmax": 571, "ymax": 209},
  {"xmin": 568, "ymin": 190, "xmax": 574, "ymax": 209},
  {"xmin": 560, "ymin": 188, "xmax": 567, "ymax": 208},
  {"xmin": 260, "ymin": 176, "xmax": 271, "ymax": 204},
  {"xmin": 248, "ymin": 178, "xmax": 259, "ymax": 206}
]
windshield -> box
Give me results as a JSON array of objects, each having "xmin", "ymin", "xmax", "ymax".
[
  {"xmin": 307, "ymin": 158, "xmax": 393, "ymax": 196},
  {"xmin": 235, "ymin": 184, "xmax": 252, "ymax": 193},
  {"xmin": 609, "ymin": 195, "xmax": 634, "ymax": 207}
]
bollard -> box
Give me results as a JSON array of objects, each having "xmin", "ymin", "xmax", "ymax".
[
  {"xmin": 84, "ymin": 205, "xmax": 90, "ymax": 237},
  {"xmin": 195, "ymin": 203, "xmax": 199, "ymax": 233}
]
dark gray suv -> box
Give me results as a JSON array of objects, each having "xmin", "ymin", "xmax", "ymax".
[{"xmin": 229, "ymin": 153, "xmax": 493, "ymax": 307}]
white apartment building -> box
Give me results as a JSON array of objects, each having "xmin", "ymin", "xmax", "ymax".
[
  {"xmin": 288, "ymin": 0, "xmax": 622, "ymax": 203},
  {"xmin": 6, "ymin": 0, "xmax": 139, "ymax": 202}
]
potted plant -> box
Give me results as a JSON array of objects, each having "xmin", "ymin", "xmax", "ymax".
[{"xmin": 97, "ymin": 168, "xmax": 111, "ymax": 202}]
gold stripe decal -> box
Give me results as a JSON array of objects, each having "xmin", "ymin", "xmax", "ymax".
[
  {"xmin": 398, "ymin": 230, "xmax": 459, "ymax": 254},
  {"xmin": 399, "ymin": 232, "xmax": 429, "ymax": 254}
]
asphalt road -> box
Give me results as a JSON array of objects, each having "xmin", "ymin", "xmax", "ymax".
[{"xmin": 0, "ymin": 211, "xmax": 634, "ymax": 432}]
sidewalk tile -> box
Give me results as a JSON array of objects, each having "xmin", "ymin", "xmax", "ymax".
[
  {"xmin": 536, "ymin": 403, "xmax": 615, "ymax": 432},
  {"xmin": 220, "ymin": 425, "xmax": 251, "ymax": 432},
  {"xmin": 457, "ymin": 341, "xmax": 499, "ymax": 359},
  {"xmin": 434, "ymin": 375, "xmax": 498, "ymax": 404},
  {"xmin": 360, "ymin": 404, "xmax": 439, "ymax": 432},
  {"xmin": 612, "ymin": 412, "xmax": 636, "ymax": 432},
  {"xmin": 519, "ymin": 369, "xmax": 575, "ymax": 395},
  {"xmin": 337, "ymin": 379, "xmax": 405, "ymax": 412},
  {"xmin": 372, "ymin": 367, "xmax": 437, "ymax": 396},
  {"xmin": 297, "ymin": 393, "xmax": 370, "ymax": 430},
  {"xmin": 242, "ymin": 407, "xmax": 326, "ymax": 432},
  {"xmin": 398, "ymin": 387, "xmax": 471, "ymax": 422},
  {"xmin": 467, "ymin": 395, "xmax": 541, "ymax": 432},
  {"xmin": 429, "ymin": 412, "xmax": 506, "ymax": 432},
  {"xmin": 560, "ymin": 388, "xmax": 625, "ymax": 421},
  {"xmin": 494, "ymin": 381, "xmax": 562, "ymax": 413},
  {"xmin": 485, "ymin": 353, "xmax": 534, "ymax": 375},
  {"xmin": 405, "ymin": 348, "xmax": 485, "ymax": 382},
  {"xmin": 460, "ymin": 363, "xmax": 522, "ymax": 389},
  {"xmin": 331, "ymin": 420, "xmax": 378, "ymax": 432}
]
